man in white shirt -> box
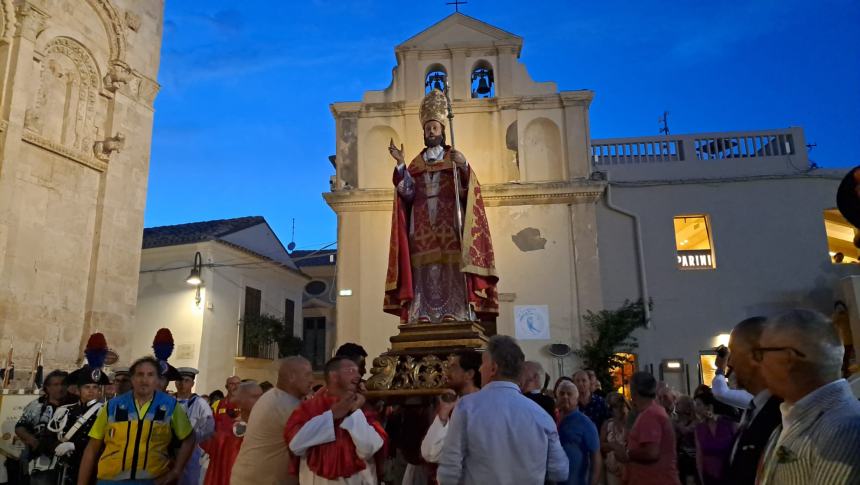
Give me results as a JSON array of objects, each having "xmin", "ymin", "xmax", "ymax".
[
  {"xmin": 231, "ymin": 356, "xmax": 313, "ymax": 485},
  {"xmin": 285, "ymin": 356, "xmax": 385, "ymax": 485},
  {"xmin": 419, "ymin": 350, "xmax": 481, "ymax": 466},
  {"xmin": 175, "ymin": 367, "xmax": 215, "ymax": 485},
  {"xmin": 437, "ymin": 336, "xmax": 568, "ymax": 485}
]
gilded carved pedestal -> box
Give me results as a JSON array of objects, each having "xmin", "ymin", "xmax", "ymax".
[{"xmin": 365, "ymin": 321, "xmax": 488, "ymax": 399}]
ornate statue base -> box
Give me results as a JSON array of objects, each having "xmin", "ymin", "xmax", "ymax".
[{"xmin": 365, "ymin": 321, "xmax": 488, "ymax": 399}]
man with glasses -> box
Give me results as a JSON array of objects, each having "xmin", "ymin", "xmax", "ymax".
[
  {"xmin": 714, "ymin": 316, "xmax": 783, "ymax": 485},
  {"xmin": 756, "ymin": 309, "xmax": 860, "ymax": 485}
]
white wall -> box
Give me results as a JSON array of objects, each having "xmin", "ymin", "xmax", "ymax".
[
  {"xmin": 134, "ymin": 245, "xmax": 207, "ymax": 384},
  {"xmin": 597, "ymin": 174, "xmax": 860, "ymax": 391},
  {"xmin": 137, "ymin": 242, "xmax": 307, "ymax": 394}
]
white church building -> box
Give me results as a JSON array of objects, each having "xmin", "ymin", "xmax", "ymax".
[{"xmin": 322, "ymin": 13, "xmax": 860, "ymax": 391}]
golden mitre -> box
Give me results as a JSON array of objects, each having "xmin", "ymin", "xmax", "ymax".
[{"xmin": 419, "ymin": 89, "xmax": 448, "ymax": 128}]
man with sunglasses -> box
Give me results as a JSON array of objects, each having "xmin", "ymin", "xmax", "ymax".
[{"xmin": 756, "ymin": 309, "xmax": 860, "ymax": 485}]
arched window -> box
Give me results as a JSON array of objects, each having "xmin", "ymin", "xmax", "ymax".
[
  {"xmin": 471, "ymin": 60, "xmax": 495, "ymax": 98},
  {"xmin": 425, "ymin": 64, "xmax": 447, "ymax": 94}
]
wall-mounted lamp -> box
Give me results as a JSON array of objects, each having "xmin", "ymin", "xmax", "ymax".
[
  {"xmin": 186, "ymin": 252, "xmax": 203, "ymax": 286},
  {"xmin": 665, "ymin": 361, "xmax": 682, "ymax": 369},
  {"xmin": 339, "ymin": 289, "xmax": 353, "ymax": 297}
]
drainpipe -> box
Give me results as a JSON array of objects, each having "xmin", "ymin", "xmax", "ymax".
[{"xmin": 603, "ymin": 174, "xmax": 651, "ymax": 326}]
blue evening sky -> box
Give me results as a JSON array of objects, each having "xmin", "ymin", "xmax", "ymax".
[{"xmin": 146, "ymin": 0, "xmax": 860, "ymax": 248}]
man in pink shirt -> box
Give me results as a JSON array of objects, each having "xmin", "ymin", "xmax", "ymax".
[{"xmin": 608, "ymin": 372, "xmax": 680, "ymax": 485}]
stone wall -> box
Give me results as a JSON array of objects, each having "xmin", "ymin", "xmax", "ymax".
[{"xmin": 0, "ymin": 0, "xmax": 163, "ymax": 375}]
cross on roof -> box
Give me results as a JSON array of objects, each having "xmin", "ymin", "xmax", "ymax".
[{"xmin": 446, "ymin": 0, "xmax": 467, "ymax": 12}]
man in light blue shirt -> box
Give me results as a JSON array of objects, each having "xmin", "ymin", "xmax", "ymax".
[{"xmin": 437, "ymin": 335, "xmax": 568, "ymax": 485}]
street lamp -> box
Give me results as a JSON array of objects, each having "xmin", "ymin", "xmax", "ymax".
[{"xmin": 186, "ymin": 252, "xmax": 203, "ymax": 286}]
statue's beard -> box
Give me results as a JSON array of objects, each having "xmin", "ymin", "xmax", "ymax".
[{"xmin": 424, "ymin": 134, "xmax": 444, "ymax": 148}]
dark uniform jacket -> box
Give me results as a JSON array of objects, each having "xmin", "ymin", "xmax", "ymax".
[{"xmin": 726, "ymin": 394, "xmax": 782, "ymax": 485}]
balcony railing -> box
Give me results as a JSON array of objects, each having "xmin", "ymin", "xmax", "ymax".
[
  {"xmin": 590, "ymin": 128, "xmax": 802, "ymax": 166},
  {"xmin": 238, "ymin": 319, "xmax": 278, "ymax": 360}
]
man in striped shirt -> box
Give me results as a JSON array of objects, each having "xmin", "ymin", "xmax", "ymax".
[{"xmin": 756, "ymin": 309, "xmax": 860, "ymax": 485}]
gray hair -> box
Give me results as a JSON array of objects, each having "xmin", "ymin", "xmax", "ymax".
[
  {"xmin": 764, "ymin": 309, "xmax": 844, "ymax": 380},
  {"xmin": 487, "ymin": 335, "xmax": 525, "ymax": 381},
  {"xmin": 523, "ymin": 361, "xmax": 544, "ymax": 381},
  {"xmin": 556, "ymin": 379, "xmax": 578, "ymax": 398}
]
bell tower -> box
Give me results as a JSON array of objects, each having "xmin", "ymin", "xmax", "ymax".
[{"xmin": 326, "ymin": 13, "xmax": 606, "ymax": 381}]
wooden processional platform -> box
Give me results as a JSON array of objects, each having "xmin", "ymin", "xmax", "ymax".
[{"xmin": 365, "ymin": 321, "xmax": 488, "ymax": 400}]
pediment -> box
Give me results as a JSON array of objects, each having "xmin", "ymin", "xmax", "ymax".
[{"xmin": 397, "ymin": 13, "xmax": 522, "ymax": 52}]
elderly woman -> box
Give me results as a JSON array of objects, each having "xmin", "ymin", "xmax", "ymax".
[
  {"xmin": 556, "ymin": 379, "xmax": 602, "ymax": 485},
  {"xmin": 600, "ymin": 393, "xmax": 630, "ymax": 485}
]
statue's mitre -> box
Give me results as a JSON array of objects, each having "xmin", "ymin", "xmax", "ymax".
[{"xmin": 419, "ymin": 89, "xmax": 448, "ymax": 128}]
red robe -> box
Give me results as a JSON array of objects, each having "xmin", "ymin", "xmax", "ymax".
[
  {"xmin": 283, "ymin": 390, "xmax": 388, "ymax": 480},
  {"xmin": 384, "ymin": 148, "xmax": 499, "ymax": 322},
  {"xmin": 201, "ymin": 431, "xmax": 242, "ymax": 485},
  {"xmin": 202, "ymin": 398, "xmax": 242, "ymax": 485}
]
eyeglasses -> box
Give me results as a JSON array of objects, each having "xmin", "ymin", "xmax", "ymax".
[{"xmin": 752, "ymin": 346, "xmax": 807, "ymax": 361}]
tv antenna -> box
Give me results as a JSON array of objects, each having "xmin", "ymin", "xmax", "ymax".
[
  {"xmin": 659, "ymin": 111, "xmax": 670, "ymax": 136},
  {"xmin": 287, "ymin": 218, "xmax": 296, "ymax": 252}
]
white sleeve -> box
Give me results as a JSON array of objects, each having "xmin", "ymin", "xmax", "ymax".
[
  {"xmin": 420, "ymin": 415, "xmax": 448, "ymax": 463},
  {"xmin": 194, "ymin": 400, "xmax": 215, "ymax": 442},
  {"xmin": 339, "ymin": 410, "xmax": 384, "ymax": 460},
  {"xmin": 711, "ymin": 374, "xmax": 754, "ymax": 409},
  {"xmin": 288, "ymin": 410, "xmax": 337, "ymax": 457}
]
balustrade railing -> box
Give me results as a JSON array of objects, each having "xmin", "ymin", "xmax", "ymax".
[{"xmin": 591, "ymin": 128, "xmax": 802, "ymax": 166}]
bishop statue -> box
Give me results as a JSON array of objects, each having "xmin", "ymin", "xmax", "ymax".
[{"xmin": 384, "ymin": 89, "xmax": 499, "ymax": 324}]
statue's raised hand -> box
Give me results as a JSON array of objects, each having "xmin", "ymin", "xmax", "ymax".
[{"xmin": 388, "ymin": 138, "xmax": 405, "ymax": 165}]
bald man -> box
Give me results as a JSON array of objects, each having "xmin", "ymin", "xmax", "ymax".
[
  {"xmin": 756, "ymin": 309, "xmax": 860, "ymax": 485},
  {"xmin": 232, "ymin": 357, "xmax": 313, "ymax": 485},
  {"xmin": 556, "ymin": 380, "xmax": 602, "ymax": 485},
  {"xmin": 212, "ymin": 375, "xmax": 242, "ymax": 433},
  {"xmin": 521, "ymin": 361, "xmax": 555, "ymax": 418}
]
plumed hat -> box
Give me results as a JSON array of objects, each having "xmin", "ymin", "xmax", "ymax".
[
  {"xmin": 152, "ymin": 328, "xmax": 181, "ymax": 381},
  {"xmin": 68, "ymin": 333, "xmax": 111, "ymax": 386},
  {"xmin": 419, "ymin": 89, "xmax": 448, "ymax": 129}
]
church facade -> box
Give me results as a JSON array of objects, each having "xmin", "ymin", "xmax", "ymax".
[
  {"xmin": 0, "ymin": 0, "xmax": 163, "ymax": 373},
  {"xmin": 324, "ymin": 13, "xmax": 860, "ymax": 390},
  {"xmin": 325, "ymin": 13, "xmax": 605, "ymax": 375}
]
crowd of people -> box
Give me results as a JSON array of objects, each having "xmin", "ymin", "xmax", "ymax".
[{"xmin": 8, "ymin": 308, "xmax": 860, "ymax": 484}]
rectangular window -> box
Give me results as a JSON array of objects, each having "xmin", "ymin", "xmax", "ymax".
[
  {"xmin": 674, "ymin": 215, "xmax": 716, "ymax": 270},
  {"xmin": 284, "ymin": 298, "xmax": 295, "ymax": 335},
  {"xmin": 302, "ymin": 317, "xmax": 326, "ymax": 370},
  {"xmin": 244, "ymin": 286, "xmax": 262, "ymax": 319},
  {"xmin": 823, "ymin": 209, "xmax": 857, "ymax": 264},
  {"xmin": 699, "ymin": 351, "xmax": 718, "ymax": 387}
]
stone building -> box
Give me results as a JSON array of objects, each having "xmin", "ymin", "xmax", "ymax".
[
  {"xmin": 0, "ymin": 0, "xmax": 163, "ymax": 373},
  {"xmin": 291, "ymin": 249, "xmax": 337, "ymax": 370},
  {"xmin": 324, "ymin": 13, "xmax": 860, "ymax": 389},
  {"xmin": 325, "ymin": 13, "xmax": 605, "ymax": 375},
  {"xmin": 136, "ymin": 216, "xmax": 308, "ymax": 393}
]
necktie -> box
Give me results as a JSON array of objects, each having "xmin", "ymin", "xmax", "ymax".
[{"xmin": 730, "ymin": 399, "xmax": 756, "ymax": 463}]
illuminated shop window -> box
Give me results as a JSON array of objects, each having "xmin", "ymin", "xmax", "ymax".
[
  {"xmin": 674, "ymin": 215, "xmax": 716, "ymax": 270},
  {"xmin": 699, "ymin": 351, "xmax": 717, "ymax": 387},
  {"xmin": 610, "ymin": 353, "xmax": 637, "ymax": 399},
  {"xmin": 823, "ymin": 209, "xmax": 858, "ymax": 264}
]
